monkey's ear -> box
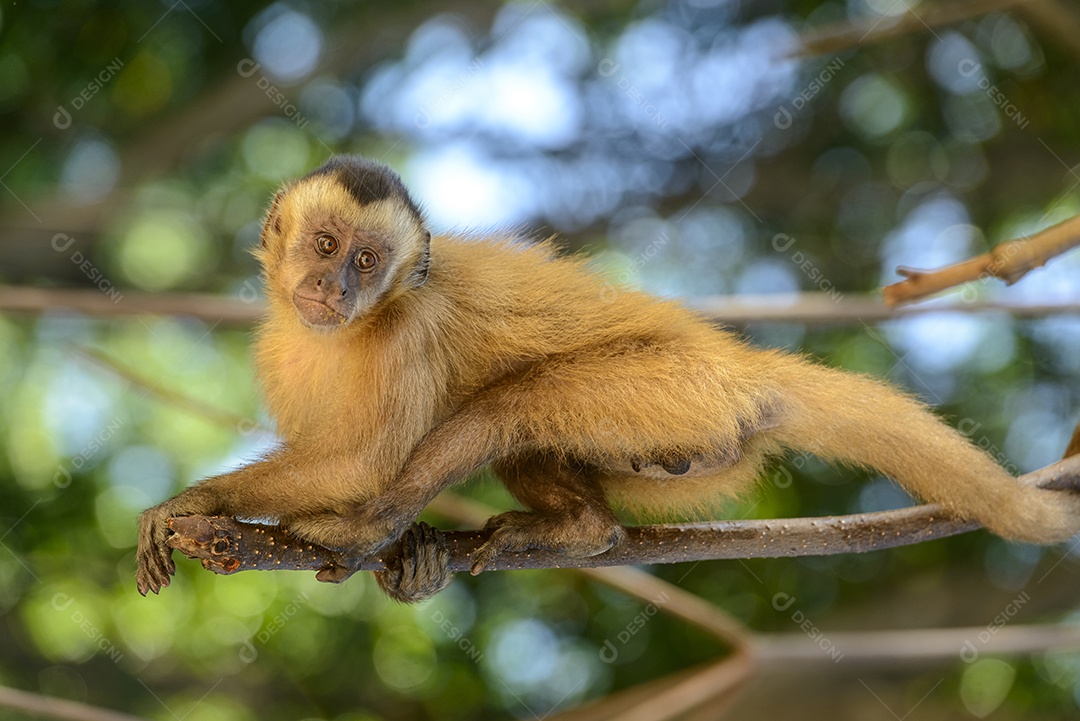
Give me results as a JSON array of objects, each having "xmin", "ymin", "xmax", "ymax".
[
  {"xmin": 405, "ymin": 229, "xmax": 431, "ymax": 288},
  {"xmin": 260, "ymin": 191, "xmax": 286, "ymax": 249}
]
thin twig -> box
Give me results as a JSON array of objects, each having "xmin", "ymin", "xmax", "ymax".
[
  {"xmin": 166, "ymin": 455, "xmax": 1080, "ymax": 576},
  {"xmin": 883, "ymin": 213, "xmax": 1080, "ymax": 307},
  {"xmin": 795, "ymin": 0, "xmax": 1027, "ymax": 57},
  {"xmin": 757, "ymin": 624, "xmax": 1080, "ymax": 665},
  {"xmin": 74, "ymin": 346, "xmax": 258, "ymax": 431},
  {"xmin": 1016, "ymin": 0, "xmax": 1080, "ymax": 63},
  {"xmin": 0, "ymin": 686, "xmax": 149, "ymax": 721},
  {"xmin": 546, "ymin": 656, "xmax": 752, "ymax": 721},
  {"xmin": 4, "ymin": 285, "xmax": 1080, "ymax": 326},
  {"xmin": 1064, "ymin": 423, "xmax": 1080, "ymax": 459}
]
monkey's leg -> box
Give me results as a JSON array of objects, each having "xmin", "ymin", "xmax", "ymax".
[{"xmin": 471, "ymin": 454, "xmax": 625, "ymax": 574}]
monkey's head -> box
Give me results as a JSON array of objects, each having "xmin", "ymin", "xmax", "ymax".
[{"xmin": 258, "ymin": 156, "xmax": 431, "ymax": 330}]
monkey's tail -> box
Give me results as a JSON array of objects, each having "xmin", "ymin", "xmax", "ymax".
[{"xmin": 768, "ymin": 360, "xmax": 1080, "ymax": 543}]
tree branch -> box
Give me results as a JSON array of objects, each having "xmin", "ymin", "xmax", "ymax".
[
  {"xmin": 0, "ymin": 686, "xmax": 149, "ymax": 721},
  {"xmin": 1016, "ymin": 0, "xmax": 1080, "ymax": 64},
  {"xmin": 166, "ymin": 456, "xmax": 1080, "ymax": 577},
  {"xmin": 4, "ymin": 285, "xmax": 1079, "ymax": 327},
  {"xmin": 794, "ymin": 0, "xmax": 1026, "ymax": 58},
  {"xmin": 883, "ymin": 213, "xmax": 1080, "ymax": 307}
]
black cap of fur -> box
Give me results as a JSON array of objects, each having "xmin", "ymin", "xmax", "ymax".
[{"xmin": 304, "ymin": 155, "xmax": 423, "ymax": 223}]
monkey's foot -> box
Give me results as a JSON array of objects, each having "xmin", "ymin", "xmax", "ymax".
[
  {"xmin": 470, "ymin": 510, "xmax": 625, "ymax": 576},
  {"xmin": 374, "ymin": 522, "xmax": 453, "ymax": 603}
]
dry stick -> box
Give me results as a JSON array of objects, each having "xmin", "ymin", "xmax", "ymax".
[
  {"xmin": 3, "ymin": 285, "xmax": 1080, "ymax": 327},
  {"xmin": 166, "ymin": 455, "xmax": 1080, "ymax": 576},
  {"xmin": 0, "ymin": 686, "xmax": 150, "ymax": 721},
  {"xmin": 546, "ymin": 662, "xmax": 724, "ymax": 721},
  {"xmin": 757, "ymin": 625, "xmax": 1080, "ymax": 666},
  {"xmin": 1016, "ymin": 0, "xmax": 1080, "ymax": 62},
  {"xmin": 74, "ymin": 346, "xmax": 256, "ymax": 431},
  {"xmin": 883, "ymin": 213, "xmax": 1080, "ymax": 307},
  {"xmin": 1064, "ymin": 424, "xmax": 1080, "ymax": 459},
  {"xmin": 607, "ymin": 652, "xmax": 755, "ymax": 721},
  {"xmin": 794, "ymin": 0, "xmax": 1026, "ymax": 57}
]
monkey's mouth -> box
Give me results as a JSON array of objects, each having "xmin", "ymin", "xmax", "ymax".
[{"xmin": 292, "ymin": 292, "xmax": 350, "ymax": 328}]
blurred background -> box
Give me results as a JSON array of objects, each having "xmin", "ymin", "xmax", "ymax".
[{"xmin": 2, "ymin": 0, "xmax": 1080, "ymax": 719}]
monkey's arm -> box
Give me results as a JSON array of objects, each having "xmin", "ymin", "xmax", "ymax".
[{"xmin": 137, "ymin": 446, "xmax": 372, "ymax": 595}]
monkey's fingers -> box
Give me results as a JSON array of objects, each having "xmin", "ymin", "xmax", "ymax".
[
  {"xmin": 136, "ymin": 546, "xmax": 174, "ymax": 595},
  {"xmin": 136, "ymin": 512, "xmax": 177, "ymax": 596}
]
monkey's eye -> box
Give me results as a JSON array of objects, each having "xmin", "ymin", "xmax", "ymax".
[
  {"xmin": 356, "ymin": 249, "xmax": 379, "ymax": 272},
  {"xmin": 316, "ymin": 235, "xmax": 339, "ymax": 256}
]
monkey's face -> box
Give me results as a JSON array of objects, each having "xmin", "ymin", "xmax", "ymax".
[
  {"xmin": 287, "ymin": 214, "xmax": 395, "ymax": 328},
  {"xmin": 260, "ymin": 171, "xmax": 430, "ymax": 331}
]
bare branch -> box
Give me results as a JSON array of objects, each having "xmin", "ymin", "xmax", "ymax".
[
  {"xmin": 75, "ymin": 345, "xmax": 257, "ymax": 431},
  {"xmin": 1016, "ymin": 0, "xmax": 1080, "ymax": 63},
  {"xmin": 883, "ymin": 213, "xmax": 1080, "ymax": 307},
  {"xmin": 166, "ymin": 456, "xmax": 1080, "ymax": 577},
  {"xmin": 4, "ymin": 285, "xmax": 1079, "ymax": 327},
  {"xmin": 794, "ymin": 0, "xmax": 1026, "ymax": 57},
  {"xmin": 759, "ymin": 624, "xmax": 1080, "ymax": 666},
  {"xmin": 545, "ymin": 655, "xmax": 753, "ymax": 721},
  {"xmin": 0, "ymin": 686, "xmax": 149, "ymax": 721}
]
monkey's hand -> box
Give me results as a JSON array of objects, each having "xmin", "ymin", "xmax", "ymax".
[
  {"xmin": 373, "ymin": 522, "xmax": 454, "ymax": 602},
  {"xmin": 136, "ymin": 504, "xmax": 177, "ymax": 595}
]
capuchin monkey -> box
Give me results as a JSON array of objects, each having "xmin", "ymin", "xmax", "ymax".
[{"xmin": 137, "ymin": 155, "xmax": 1080, "ymax": 602}]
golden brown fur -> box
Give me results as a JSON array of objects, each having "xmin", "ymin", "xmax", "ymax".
[{"xmin": 136, "ymin": 156, "xmax": 1080, "ymax": 600}]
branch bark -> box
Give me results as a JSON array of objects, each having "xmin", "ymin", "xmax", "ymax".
[
  {"xmin": 883, "ymin": 213, "xmax": 1080, "ymax": 307},
  {"xmin": 166, "ymin": 456, "xmax": 1080, "ymax": 577}
]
